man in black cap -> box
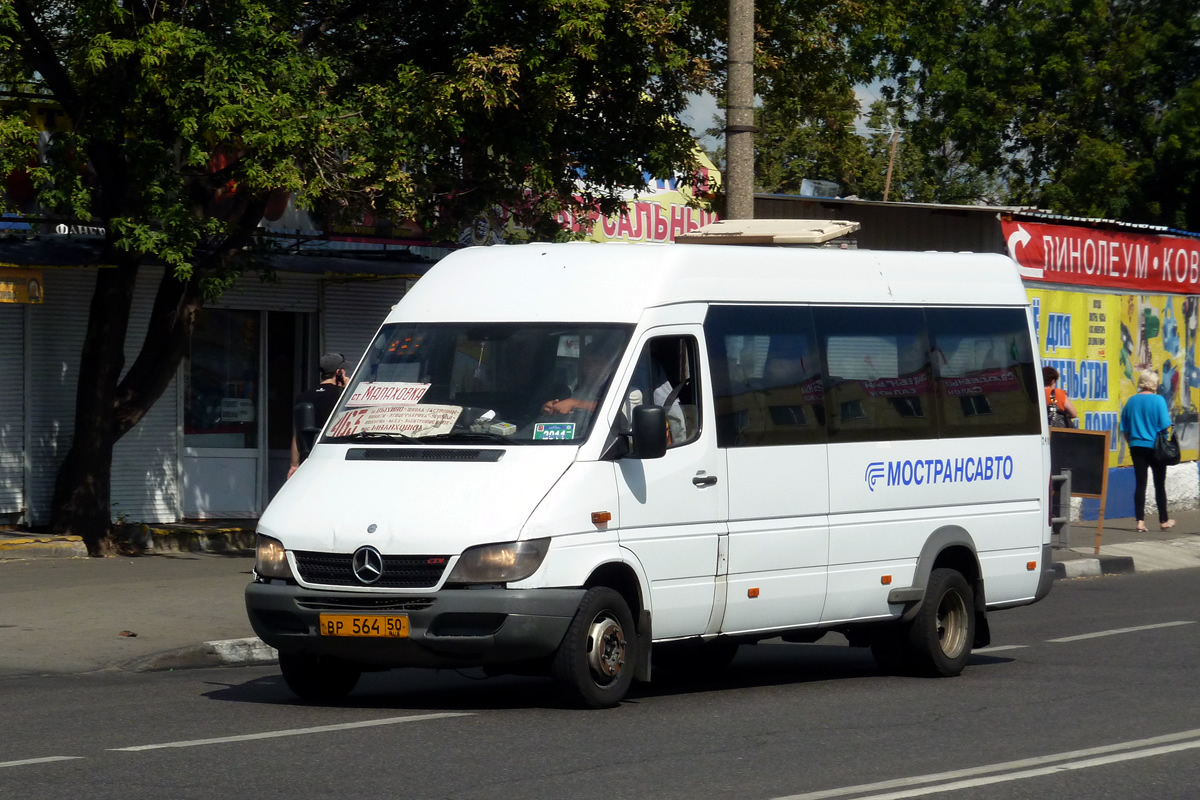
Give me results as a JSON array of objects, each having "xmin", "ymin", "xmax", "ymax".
[{"xmin": 288, "ymin": 353, "xmax": 349, "ymax": 478}]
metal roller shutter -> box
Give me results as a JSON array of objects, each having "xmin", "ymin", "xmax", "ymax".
[
  {"xmin": 213, "ymin": 271, "xmax": 320, "ymax": 312},
  {"xmin": 110, "ymin": 266, "xmax": 181, "ymax": 524},
  {"xmin": 0, "ymin": 306, "xmax": 24, "ymax": 516},
  {"xmin": 27, "ymin": 269, "xmax": 96, "ymax": 526},
  {"xmin": 322, "ymin": 278, "xmax": 409, "ymax": 367}
]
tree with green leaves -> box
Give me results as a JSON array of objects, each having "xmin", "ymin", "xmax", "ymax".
[
  {"xmin": 887, "ymin": 0, "xmax": 1200, "ymax": 222},
  {"xmin": 0, "ymin": 0, "xmax": 714, "ymax": 553},
  {"xmin": 698, "ymin": 0, "xmax": 915, "ymax": 199}
]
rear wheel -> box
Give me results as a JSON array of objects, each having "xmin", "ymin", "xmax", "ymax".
[
  {"xmin": 279, "ymin": 652, "xmax": 361, "ymax": 702},
  {"xmin": 552, "ymin": 587, "xmax": 637, "ymax": 708},
  {"xmin": 906, "ymin": 568, "xmax": 974, "ymax": 677}
]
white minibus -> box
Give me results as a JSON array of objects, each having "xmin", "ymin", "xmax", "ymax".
[{"xmin": 246, "ymin": 240, "xmax": 1054, "ymax": 707}]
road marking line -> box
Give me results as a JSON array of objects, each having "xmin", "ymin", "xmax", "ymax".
[
  {"xmin": 1046, "ymin": 620, "xmax": 1195, "ymax": 643},
  {"xmin": 806, "ymin": 740, "xmax": 1200, "ymax": 800},
  {"xmin": 108, "ymin": 712, "xmax": 473, "ymax": 752},
  {"xmin": 769, "ymin": 727, "xmax": 1200, "ymax": 800},
  {"xmin": 0, "ymin": 756, "xmax": 84, "ymax": 769},
  {"xmin": 972, "ymin": 645, "xmax": 1028, "ymax": 654}
]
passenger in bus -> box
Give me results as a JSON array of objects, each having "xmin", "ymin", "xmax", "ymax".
[{"xmin": 618, "ymin": 347, "xmax": 689, "ymax": 443}]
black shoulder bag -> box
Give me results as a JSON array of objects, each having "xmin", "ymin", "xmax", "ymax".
[{"xmin": 1154, "ymin": 426, "xmax": 1181, "ymax": 466}]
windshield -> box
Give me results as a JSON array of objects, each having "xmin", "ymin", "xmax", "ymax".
[{"xmin": 322, "ymin": 322, "xmax": 634, "ymax": 446}]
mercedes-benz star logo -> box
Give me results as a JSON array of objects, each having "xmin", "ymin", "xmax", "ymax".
[{"xmin": 352, "ymin": 545, "xmax": 383, "ymax": 584}]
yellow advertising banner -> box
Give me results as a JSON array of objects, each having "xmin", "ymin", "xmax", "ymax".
[
  {"xmin": 0, "ymin": 267, "xmax": 43, "ymax": 304},
  {"xmin": 1028, "ymin": 287, "xmax": 1199, "ymax": 466}
]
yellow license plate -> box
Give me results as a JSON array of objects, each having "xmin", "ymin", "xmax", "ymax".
[{"xmin": 318, "ymin": 614, "xmax": 409, "ymax": 638}]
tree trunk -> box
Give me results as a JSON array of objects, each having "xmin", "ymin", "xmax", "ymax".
[
  {"xmin": 49, "ymin": 265, "xmax": 206, "ymax": 554},
  {"xmin": 49, "ymin": 254, "xmax": 141, "ymax": 554},
  {"xmin": 48, "ymin": 202, "xmax": 267, "ymax": 554},
  {"xmin": 113, "ymin": 267, "xmax": 206, "ymax": 438}
]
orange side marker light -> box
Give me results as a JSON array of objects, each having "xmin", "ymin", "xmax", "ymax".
[
  {"xmin": 748, "ymin": 587, "xmax": 760, "ymax": 598},
  {"xmin": 591, "ymin": 511, "xmax": 612, "ymax": 525},
  {"xmin": 881, "ymin": 575, "xmax": 892, "ymax": 585},
  {"xmin": 1027, "ymin": 561, "xmax": 1037, "ymax": 571}
]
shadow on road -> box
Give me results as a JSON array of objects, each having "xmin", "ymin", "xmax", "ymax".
[{"xmin": 200, "ymin": 640, "xmax": 1017, "ymax": 712}]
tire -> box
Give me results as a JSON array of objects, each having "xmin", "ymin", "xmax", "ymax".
[
  {"xmin": 279, "ymin": 652, "xmax": 361, "ymax": 702},
  {"xmin": 905, "ymin": 568, "xmax": 975, "ymax": 677},
  {"xmin": 552, "ymin": 587, "xmax": 637, "ymax": 708}
]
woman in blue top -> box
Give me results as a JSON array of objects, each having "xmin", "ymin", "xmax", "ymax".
[{"xmin": 1120, "ymin": 369, "xmax": 1175, "ymax": 532}]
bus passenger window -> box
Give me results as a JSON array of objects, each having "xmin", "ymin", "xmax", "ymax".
[
  {"xmin": 703, "ymin": 305, "xmax": 826, "ymax": 447},
  {"xmin": 813, "ymin": 306, "xmax": 936, "ymax": 443},
  {"xmin": 927, "ymin": 307, "xmax": 1040, "ymax": 437}
]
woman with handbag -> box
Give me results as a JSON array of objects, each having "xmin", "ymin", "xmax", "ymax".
[
  {"xmin": 1120, "ymin": 369, "xmax": 1176, "ymax": 532},
  {"xmin": 1043, "ymin": 366, "xmax": 1079, "ymax": 427}
]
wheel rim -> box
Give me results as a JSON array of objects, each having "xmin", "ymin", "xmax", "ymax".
[
  {"xmin": 936, "ymin": 588, "xmax": 969, "ymax": 659},
  {"xmin": 585, "ymin": 611, "xmax": 626, "ymax": 684}
]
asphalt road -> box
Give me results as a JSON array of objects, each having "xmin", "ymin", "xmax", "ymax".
[{"xmin": 3, "ymin": 569, "xmax": 1199, "ymax": 800}]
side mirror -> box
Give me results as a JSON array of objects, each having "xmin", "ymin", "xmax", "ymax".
[
  {"xmin": 294, "ymin": 401, "xmax": 319, "ymax": 458},
  {"xmin": 631, "ymin": 405, "xmax": 667, "ymax": 460}
]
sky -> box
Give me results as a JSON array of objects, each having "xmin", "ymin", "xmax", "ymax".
[{"xmin": 680, "ymin": 80, "xmax": 891, "ymax": 154}]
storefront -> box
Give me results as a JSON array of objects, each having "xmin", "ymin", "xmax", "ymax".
[
  {"xmin": 1004, "ymin": 218, "xmax": 1200, "ymax": 516},
  {"xmin": 0, "ymin": 255, "xmax": 427, "ymax": 527}
]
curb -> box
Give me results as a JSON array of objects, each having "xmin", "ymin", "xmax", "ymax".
[
  {"xmin": 1052, "ymin": 555, "xmax": 1137, "ymax": 579},
  {"xmin": 133, "ymin": 525, "xmax": 256, "ymax": 554},
  {"xmin": 125, "ymin": 637, "xmax": 278, "ymax": 672},
  {"xmin": 0, "ymin": 535, "xmax": 88, "ymax": 559}
]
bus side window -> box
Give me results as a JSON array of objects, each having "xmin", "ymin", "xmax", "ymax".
[
  {"xmin": 703, "ymin": 305, "xmax": 826, "ymax": 448},
  {"xmin": 813, "ymin": 306, "xmax": 936, "ymax": 443}
]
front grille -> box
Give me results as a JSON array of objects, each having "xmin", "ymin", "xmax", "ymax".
[
  {"xmin": 293, "ymin": 551, "xmax": 449, "ymax": 588},
  {"xmin": 295, "ymin": 594, "xmax": 436, "ymax": 614},
  {"xmin": 295, "ymin": 596, "xmax": 436, "ymax": 612}
]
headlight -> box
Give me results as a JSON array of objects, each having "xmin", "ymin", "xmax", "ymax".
[
  {"xmin": 255, "ymin": 534, "xmax": 294, "ymax": 580},
  {"xmin": 445, "ymin": 539, "xmax": 550, "ymax": 584}
]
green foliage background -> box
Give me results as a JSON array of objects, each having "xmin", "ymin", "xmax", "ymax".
[
  {"xmin": 0, "ymin": 0, "xmax": 717, "ymax": 274},
  {"xmin": 751, "ymin": 0, "xmax": 1200, "ymax": 227}
]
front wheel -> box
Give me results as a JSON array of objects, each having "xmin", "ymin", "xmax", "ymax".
[
  {"xmin": 279, "ymin": 652, "xmax": 361, "ymax": 702},
  {"xmin": 552, "ymin": 587, "xmax": 637, "ymax": 708},
  {"xmin": 906, "ymin": 568, "xmax": 975, "ymax": 677}
]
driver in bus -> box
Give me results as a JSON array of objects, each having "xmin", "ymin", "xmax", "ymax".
[
  {"xmin": 541, "ymin": 343, "xmax": 611, "ymax": 416},
  {"xmin": 541, "ymin": 339, "xmax": 688, "ymax": 443}
]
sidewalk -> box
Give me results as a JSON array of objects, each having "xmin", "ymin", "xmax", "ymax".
[
  {"xmin": 1051, "ymin": 508, "xmax": 1200, "ymax": 577},
  {"xmin": 1, "ymin": 514, "xmax": 1199, "ymax": 677},
  {"xmin": 0, "ymin": 551, "xmax": 268, "ymax": 678}
]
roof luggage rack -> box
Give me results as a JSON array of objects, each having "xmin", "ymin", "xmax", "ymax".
[{"xmin": 675, "ymin": 219, "xmax": 860, "ymax": 246}]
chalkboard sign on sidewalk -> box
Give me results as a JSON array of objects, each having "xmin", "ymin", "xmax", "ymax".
[{"xmin": 1049, "ymin": 428, "xmax": 1111, "ymax": 553}]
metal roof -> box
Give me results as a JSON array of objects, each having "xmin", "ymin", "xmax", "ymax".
[
  {"xmin": 758, "ymin": 192, "xmax": 1200, "ymax": 241},
  {"xmin": 0, "ymin": 235, "xmax": 436, "ymax": 277},
  {"xmin": 756, "ymin": 192, "xmax": 1039, "ymax": 215}
]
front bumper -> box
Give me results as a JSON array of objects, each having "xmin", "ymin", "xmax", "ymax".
[{"xmin": 245, "ymin": 582, "xmax": 585, "ymax": 669}]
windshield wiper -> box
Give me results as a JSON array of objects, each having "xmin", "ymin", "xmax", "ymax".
[
  {"xmin": 325, "ymin": 431, "xmax": 423, "ymax": 444},
  {"xmin": 421, "ymin": 431, "xmax": 522, "ymax": 445}
]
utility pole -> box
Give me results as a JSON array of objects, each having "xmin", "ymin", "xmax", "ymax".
[
  {"xmin": 882, "ymin": 129, "xmax": 901, "ymax": 202},
  {"xmin": 725, "ymin": 0, "xmax": 755, "ymax": 219}
]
